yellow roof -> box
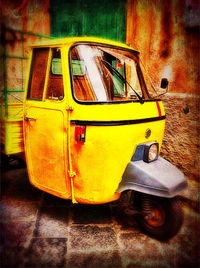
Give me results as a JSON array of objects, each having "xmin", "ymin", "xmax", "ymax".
[{"xmin": 30, "ymin": 36, "xmax": 139, "ymax": 53}]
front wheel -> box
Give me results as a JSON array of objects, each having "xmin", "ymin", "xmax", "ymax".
[{"xmin": 134, "ymin": 194, "xmax": 184, "ymax": 240}]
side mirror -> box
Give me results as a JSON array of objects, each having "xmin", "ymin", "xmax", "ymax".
[
  {"xmin": 156, "ymin": 78, "xmax": 168, "ymax": 97},
  {"xmin": 160, "ymin": 78, "xmax": 169, "ymax": 89}
]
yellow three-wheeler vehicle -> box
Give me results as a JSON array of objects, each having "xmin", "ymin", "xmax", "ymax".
[{"xmin": 23, "ymin": 37, "xmax": 187, "ymax": 240}]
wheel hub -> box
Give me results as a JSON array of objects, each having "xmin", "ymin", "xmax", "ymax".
[{"xmin": 144, "ymin": 203, "xmax": 165, "ymax": 227}]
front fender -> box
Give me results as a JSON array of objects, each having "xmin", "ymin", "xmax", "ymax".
[{"xmin": 117, "ymin": 157, "xmax": 187, "ymax": 198}]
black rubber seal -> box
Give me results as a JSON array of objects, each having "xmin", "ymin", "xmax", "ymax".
[{"xmin": 71, "ymin": 115, "xmax": 166, "ymax": 126}]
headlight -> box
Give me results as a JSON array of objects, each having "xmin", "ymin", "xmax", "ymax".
[
  {"xmin": 132, "ymin": 142, "xmax": 159, "ymax": 163},
  {"xmin": 143, "ymin": 142, "xmax": 159, "ymax": 163}
]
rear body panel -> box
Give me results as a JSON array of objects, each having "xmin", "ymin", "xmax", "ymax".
[{"xmin": 1, "ymin": 103, "xmax": 24, "ymax": 155}]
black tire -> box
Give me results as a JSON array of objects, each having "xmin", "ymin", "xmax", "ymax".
[{"xmin": 135, "ymin": 195, "xmax": 184, "ymax": 241}]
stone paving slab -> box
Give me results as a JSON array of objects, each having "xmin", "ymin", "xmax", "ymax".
[
  {"xmin": 0, "ymin": 167, "xmax": 199, "ymax": 268},
  {"xmin": 69, "ymin": 225, "xmax": 118, "ymax": 251},
  {"xmin": 66, "ymin": 250, "xmax": 122, "ymax": 268},
  {"xmin": 24, "ymin": 238, "xmax": 67, "ymax": 267},
  {"xmin": 1, "ymin": 221, "xmax": 35, "ymax": 243},
  {"xmin": 1, "ymin": 239, "xmax": 29, "ymax": 268},
  {"xmin": 34, "ymin": 206, "xmax": 69, "ymax": 238},
  {"xmin": 0, "ymin": 200, "xmax": 39, "ymax": 222}
]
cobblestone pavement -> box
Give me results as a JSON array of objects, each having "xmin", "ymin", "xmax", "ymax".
[{"xmin": 0, "ymin": 164, "xmax": 199, "ymax": 268}]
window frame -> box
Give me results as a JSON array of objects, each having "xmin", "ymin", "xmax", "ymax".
[
  {"xmin": 26, "ymin": 47, "xmax": 65, "ymax": 103},
  {"xmin": 69, "ymin": 42, "xmax": 151, "ymax": 105}
]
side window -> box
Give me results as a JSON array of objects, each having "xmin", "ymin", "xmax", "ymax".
[
  {"xmin": 27, "ymin": 48, "xmax": 49, "ymax": 100},
  {"xmin": 46, "ymin": 48, "xmax": 64, "ymax": 100}
]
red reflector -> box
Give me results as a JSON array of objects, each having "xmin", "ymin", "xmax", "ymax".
[
  {"xmin": 75, "ymin": 126, "xmax": 86, "ymax": 142},
  {"xmin": 156, "ymin": 101, "xmax": 162, "ymax": 117}
]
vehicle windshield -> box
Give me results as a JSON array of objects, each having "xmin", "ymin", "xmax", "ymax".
[{"xmin": 70, "ymin": 44, "xmax": 149, "ymax": 102}]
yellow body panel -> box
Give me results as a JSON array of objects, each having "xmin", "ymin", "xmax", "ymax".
[
  {"xmin": 23, "ymin": 37, "xmax": 166, "ymax": 204},
  {"xmin": 1, "ymin": 103, "xmax": 24, "ymax": 155},
  {"xmin": 70, "ymin": 102, "xmax": 165, "ymax": 204}
]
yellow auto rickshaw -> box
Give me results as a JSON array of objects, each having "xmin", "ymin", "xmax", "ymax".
[{"xmin": 23, "ymin": 37, "xmax": 187, "ymax": 240}]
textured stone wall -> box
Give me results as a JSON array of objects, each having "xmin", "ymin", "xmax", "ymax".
[
  {"xmin": 0, "ymin": 0, "xmax": 50, "ymax": 34},
  {"xmin": 0, "ymin": 0, "xmax": 50, "ymax": 105},
  {"xmin": 126, "ymin": 0, "xmax": 200, "ymax": 95},
  {"xmin": 160, "ymin": 95, "xmax": 200, "ymax": 181}
]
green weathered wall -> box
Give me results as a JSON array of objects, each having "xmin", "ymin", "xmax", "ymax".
[{"xmin": 50, "ymin": 0, "xmax": 126, "ymax": 42}]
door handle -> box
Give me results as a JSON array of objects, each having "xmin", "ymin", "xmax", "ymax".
[{"xmin": 24, "ymin": 117, "xmax": 37, "ymax": 121}]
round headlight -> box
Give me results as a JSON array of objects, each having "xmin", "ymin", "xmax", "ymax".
[
  {"xmin": 148, "ymin": 144, "xmax": 158, "ymax": 161},
  {"xmin": 143, "ymin": 142, "xmax": 159, "ymax": 163}
]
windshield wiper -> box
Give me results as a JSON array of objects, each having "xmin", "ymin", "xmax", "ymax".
[{"xmin": 101, "ymin": 59, "xmax": 144, "ymax": 104}]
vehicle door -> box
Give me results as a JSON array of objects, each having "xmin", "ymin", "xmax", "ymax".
[{"xmin": 24, "ymin": 47, "xmax": 71, "ymax": 199}]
